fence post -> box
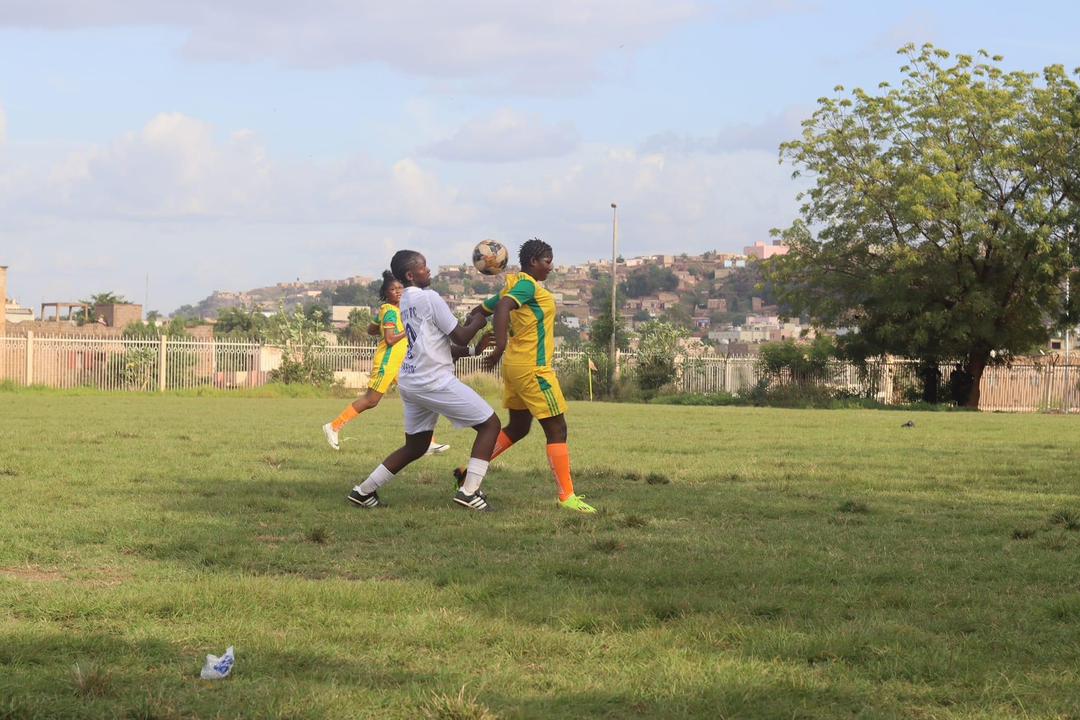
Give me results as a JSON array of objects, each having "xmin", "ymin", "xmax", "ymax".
[
  {"xmin": 25, "ymin": 331, "xmax": 33, "ymax": 386},
  {"xmin": 158, "ymin": 335, "xmax": 168, "ymax": 392}
]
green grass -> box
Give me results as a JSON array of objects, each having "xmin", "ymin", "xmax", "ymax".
[{"xmin": 1, "ymin": 392, "xmax": 1079, "ymax": 719}]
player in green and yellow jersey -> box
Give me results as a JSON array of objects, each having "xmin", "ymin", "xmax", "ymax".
[
  {"xmin": 323, "ymin": 270, "xmax": 449, "ymax": 455},
  {"xmin": 458, "ymin": 238, "xmax": 596, "ymax": 513}
]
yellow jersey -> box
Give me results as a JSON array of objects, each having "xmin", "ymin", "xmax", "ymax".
[
  {"xmin": 482, "ymin": 272, "xmax": 556, "ymax": 368},
  {"xmin": 371, "ymin": 303, "xmax": 408, "ymax": 377}
]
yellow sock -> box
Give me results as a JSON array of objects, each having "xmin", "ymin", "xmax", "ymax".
[
  {"xmin": 331, "ymin": 405, "xmax": 359, "ymax": 431},
  {"xmin": 545, "ymin": 442, "xmax": 575, "ymax": 501}
]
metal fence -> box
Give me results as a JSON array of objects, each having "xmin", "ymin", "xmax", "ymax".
[{"xmin": 0, "ymin": 333, "xmax": 1077, "ymax": 412}]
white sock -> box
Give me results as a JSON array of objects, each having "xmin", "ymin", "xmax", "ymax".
[
  {"xmin": 356, "ymin": 464, "xmax": 394, "ymax": 495},
  {"xmin": 461, "ymin": 458, "xmax": 489, "ymax": 496}
]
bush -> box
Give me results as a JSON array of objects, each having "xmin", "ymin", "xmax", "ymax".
[{"xmin": 635, "ymin": 321, "xmax": 685, "ymax": 391}]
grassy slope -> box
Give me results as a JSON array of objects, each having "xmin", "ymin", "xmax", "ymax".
[{"xmin": 1, "ymin": 393, "xmax": 1079, "ymax": 719}]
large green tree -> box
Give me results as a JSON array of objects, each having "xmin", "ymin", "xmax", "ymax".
[{"xmin": 766, "ymin": 44, "xmax": 1080, "ymax": 407}]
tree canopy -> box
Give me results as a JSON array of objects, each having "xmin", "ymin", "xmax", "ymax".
[{"xmin": 765, "ymin": 44, "xmax": 1080, "ymax": 407}]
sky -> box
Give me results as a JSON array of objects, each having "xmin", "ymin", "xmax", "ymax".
[{"xmin": 1, "ymin": 0, "xmax": 1078, "ymax": 313}]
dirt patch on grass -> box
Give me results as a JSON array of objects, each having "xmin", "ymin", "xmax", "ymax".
[
  {"xmin": 0, "ymin": 565, "xmax": 66, "ymax": 582},
  {"xmin": 0, "ymin": 565, "xmax": 130, "ymax": 587}
]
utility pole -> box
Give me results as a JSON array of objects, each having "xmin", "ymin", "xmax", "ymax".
[
  {"xmin": 610, "ymin": 203, "xmax": 619, "ymax": 385},
  {"xmin": 1066, "ymin": 275, "xmax": 1072, "ymax": 412}
]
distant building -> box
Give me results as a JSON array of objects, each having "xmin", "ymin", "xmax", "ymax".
[
  {"xmin": 331, "ymin": 305, "xmax": 369, "ymax": 328},
  {"xmin": 744, "ymin": 240, "xmax": 789, "ymax": 260},
  {"xmin": 706, "ymin": 298, "xmax": 727, "ymax": 312},
  {"xmin": 5, "ymin": 302, "xmax": 33, "ymax": 324},
  {"xmin": 95, "ymin": 303, "xmax": 143, "ymax": 328}
]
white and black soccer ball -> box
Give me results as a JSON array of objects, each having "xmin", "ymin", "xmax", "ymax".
[{"xmin": 472, "ymin": 239, "xmax": 509, "ymax": 276}]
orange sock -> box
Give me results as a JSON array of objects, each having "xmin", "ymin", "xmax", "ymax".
[
  {"xmin": 331, "ymin": 405, "xmax": 359, "ymax": 431},
  {"xmin": 545, "ymin": 442, "xmax": 575, "ymax": 501},
  {"xmin": 491, "ymin": 430, "xmax": 515, "ymax": 461}
]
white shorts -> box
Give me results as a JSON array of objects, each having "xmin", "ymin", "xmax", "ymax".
[{"xmin": 398, "ymin": 378, "xmax": 494, "ymax": 435}]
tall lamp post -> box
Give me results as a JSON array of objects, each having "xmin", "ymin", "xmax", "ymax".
[
  {"xmin": 610, "ymin": 203, "xmax": 619, "ymax": 384},
  {"xmin": 1066, "ymin": 275, "xmax": 1072, "ymax": 413}
]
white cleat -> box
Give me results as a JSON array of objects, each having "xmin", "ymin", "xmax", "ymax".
[
  {"xmin": 322, "ymin": 422, "xmax": 340, "ymax": 451},
  {"xmin": 425, "ymin": 441, "xmax": 450, "ymax": 456}
]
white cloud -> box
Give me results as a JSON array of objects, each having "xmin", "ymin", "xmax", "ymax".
[
  {"xmin": 0, "ymin": 112, "xmax": 801, "ymax": 311},
  {"xmin": 422, "ymin": 108, "xmax": 579, "ymax": 163},
  {"xmin": 0, "ymin": 103, "xmax": 6, "ymax": 146},
  {"xmin": 0, "ymin": 1, "xmax": 709, "ymax": 93},
  {"xmin": 639, "ymin": 106, "xmax": 810, "ymax": 154}
]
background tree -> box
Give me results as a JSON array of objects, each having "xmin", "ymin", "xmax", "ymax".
[
  {"xmin": 324, "ymin": 281, "xmax": 379, "ymax": 308},
  {"xmin": 266, "ymin": 303, "xmax": 333, "ymax": 386},
  {"xmin": 553, "ymin": 315, "xmax": 582, "ymax": 345},
  {"xmin": 622, "ymin": 266, "xmax": 678, "ymax": 298},
  {"xmin": 765, "ymin": 44, "xmax": 1080, "ymax": 407},
  {"xmin": 214, "ymin": 306, "xmax": 269, "ymax": 339},
  {"xmin": 589, "ymin": 308, "xmax": 630, "ymax": 353},
  {"xmin": 337, "ymin": 307, "xmax": 374, "ymax": 345},
  {"xmin": 635, "ymin": 321, "xmax": 687, "ymax": 391}
]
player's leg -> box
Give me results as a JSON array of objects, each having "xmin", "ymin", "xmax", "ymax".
[
  {"xmin": 419, "ymin": 378, "xmax": 499, "ymax": 511},
  {"xmin": 324, "ymin": 385, "xmax": 385, "ymax": 450},
  {"xmin": 452, "ymin": 408, "xmax": 530, "ymax": 487},
  {"xmin": 347, "ymin": 392, "xmax": 435, "ymax": 508},
  {"xmin": 451, "ymin": 365, "xmax": 533, "ymax": 485},
  {"xmin": 537, "ymin": 413, "xmax": 593, "ymax": 513},
  {"xmin": 518, "ymin": 368, "xmax": 594, "ymax": 513},
  {"xmin": 453, "ymin": 412, "xmax": 500, "ymax": 511}
]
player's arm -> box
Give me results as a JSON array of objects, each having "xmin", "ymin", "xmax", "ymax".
[
  {"xmin": 448, "ymin": 311, "xmax": 487, "ymax": 346},
  {"xmin": 481, "ymin": 296, "xmax": 516, "ymax": 370},
  {"xmin": 469, "ymin": 292, "xmax": 500, "ymax": 319},
  {"xmin": 431, "ymin": 292, "xmax": 488, "ymax": 346},
  {"xmin": 380, "ymin": 309, "xmax": 406, "ymax": 345},
  {"xmin": 450, "ymin": 332, "xmax": 495, "ymax": 360}
]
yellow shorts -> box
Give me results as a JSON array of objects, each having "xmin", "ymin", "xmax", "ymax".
[
  {"xmin": 368, "ymin": 346, "xmax": 405, "ymax": 394},
  {"xmin": 502, "ymin": 364, "xmax": 567, "ymax": 419}
]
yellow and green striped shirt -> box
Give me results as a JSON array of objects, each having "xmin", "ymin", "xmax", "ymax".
[
  {"xmin": 482, "ymin": 272, "xmax": 556, "ymax": 368},
  {"xmin": 371, "ymin": 302, "xmax": 407, "ymax": 375}
]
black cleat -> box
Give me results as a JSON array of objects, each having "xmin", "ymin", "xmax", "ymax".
[
  {"xmin": 347, "ymin": 489, "xmax": 384, "ymax": 508},
  {"xmin": 453, "ymin": 490, "xmax": 493, "ymax": 512}
]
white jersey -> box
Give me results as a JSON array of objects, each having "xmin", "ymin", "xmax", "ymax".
[{"xmin": 398, "ymin": 286, "xmax": 459, "ymax": 391}]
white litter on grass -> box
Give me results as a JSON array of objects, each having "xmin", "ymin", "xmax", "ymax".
[{"xmin": 200, "ymin": 646, "xmax": 235, "ymax": 680}]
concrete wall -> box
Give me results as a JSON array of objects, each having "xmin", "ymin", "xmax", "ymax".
[{"xmin": 98, "ymin": 303, "xmax": 143, "ymax": 328}]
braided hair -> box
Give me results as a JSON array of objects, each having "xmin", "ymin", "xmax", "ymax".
[
  {"xmin": 518, "ymin": 237, "xmax": 553, "ymax": 271},
  {"xmin": 377, "ymin": 270, "xmax": 399, "ymax": 303},
  {"xmin": 390, "ymin": 250, "xmax": 423, "ymax": 285}
]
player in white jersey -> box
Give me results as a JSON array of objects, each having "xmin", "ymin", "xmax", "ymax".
[{"xmin": 347, "ymin": 250, "xmax": 500, "ymax": 511}]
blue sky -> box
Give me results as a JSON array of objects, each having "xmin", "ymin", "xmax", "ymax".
[{"xmin": 1, "ymin": 0, "xmax": 1078, "ymax": 312}]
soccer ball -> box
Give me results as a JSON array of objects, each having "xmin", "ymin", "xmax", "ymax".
[{"xmin": 472, "ymin": 239, "xmax": 508, "ymax": 275}]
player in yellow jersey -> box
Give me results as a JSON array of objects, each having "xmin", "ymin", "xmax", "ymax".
[
  {"xmin": 457, "ymin": 238, "xmax": 596, "ymax": 513},
  {"xmin": 322, "ymin": 270, "xmax": 449, "ymax": 455}
]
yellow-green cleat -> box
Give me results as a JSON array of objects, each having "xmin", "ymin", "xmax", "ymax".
[{"xmin": 559, "ymin": 494, "xmax": 596, "ymax": 514}]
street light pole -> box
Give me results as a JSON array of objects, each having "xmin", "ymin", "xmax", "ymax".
[
  {"xmin": 610, "ymin": 203, "xmax": 619, "ymax": 385},
  {"xmin": 1065, "ymin": 275, "xmax": 1072, "ymax": 412}
]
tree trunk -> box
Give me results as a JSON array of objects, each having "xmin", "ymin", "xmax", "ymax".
[{"xmin": 961, "ymin": 352, "xmax": 990, "ymax": 409}]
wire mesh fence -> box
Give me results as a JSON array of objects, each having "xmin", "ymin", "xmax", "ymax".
[{"xmin": 0, "ymin": 333, "xmax": 1077, "ymax": 412}]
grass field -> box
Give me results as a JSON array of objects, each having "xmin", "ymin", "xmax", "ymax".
[{"xmin": 1, "ymin": 388, "xmax": 1079, "ymax": 719}]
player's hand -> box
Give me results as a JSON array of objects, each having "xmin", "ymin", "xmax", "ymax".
[
  {"xmin": 481, "ymin": 350, "xmax": 502, "ymax": 371},
  {"xmin": 474, "ymin": 331, "xmax": 495, "ymax": 354}
]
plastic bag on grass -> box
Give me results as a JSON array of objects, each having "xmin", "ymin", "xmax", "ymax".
[{"xmin": 200, "ymin": 646, "xmax": 235, "ymax": 680}]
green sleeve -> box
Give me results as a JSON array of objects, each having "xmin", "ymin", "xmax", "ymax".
[
  {"xmin": 382, "ymin": 308, "xmax": 398, "ymax": 326},
  {"xmin": 481, "ymin": 293, "xmax": 501, "ymax": 313},
  {"xmin": 507, "ymin": 279, "xmax": 536, "ymax": 307}
]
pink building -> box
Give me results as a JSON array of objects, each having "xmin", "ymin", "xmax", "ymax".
[{"xmin": 744, "ymin": 241, "xmax": 789, "ymax": 260}]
